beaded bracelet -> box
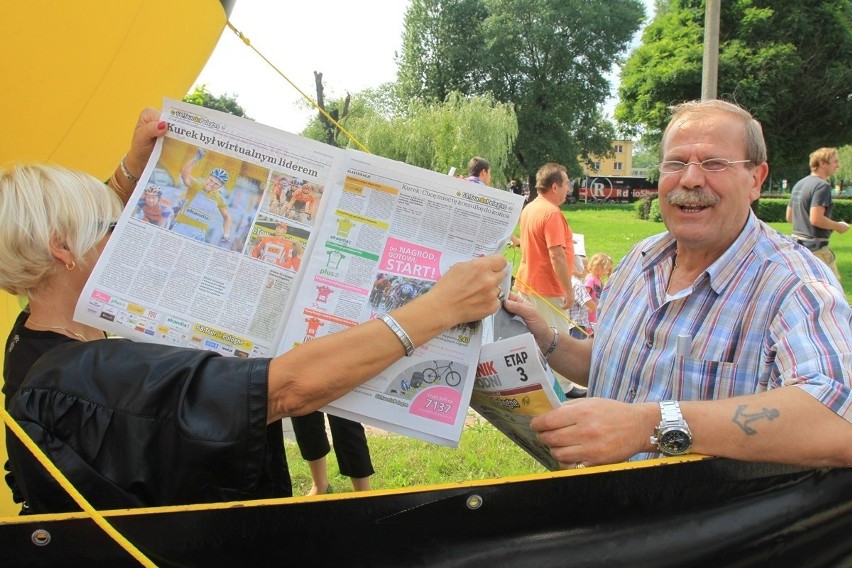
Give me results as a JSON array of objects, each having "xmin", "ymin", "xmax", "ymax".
[
  {"xmin": 119, "ymin": 155, "xmax": 140, "ymax": 184},
  {"xmin": 378, "ymin": 314, "xmax": 415, "ymax": 356},
  {"xmin": 542, "ymin": 326, "xmax": 559, "ymax": 359}
]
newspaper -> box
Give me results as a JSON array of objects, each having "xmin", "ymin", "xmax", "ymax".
[
  {"xmin": 75, "ymin": 99, "xmax": 523, "ymax": 447},
  {"xmin": 473, "ymin": 330, "xmax": 566, "ymax": 470}
]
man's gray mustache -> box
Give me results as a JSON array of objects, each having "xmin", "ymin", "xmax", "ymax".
[{"xmin": 666, "ymin": 189, "xmax": 720, "ymax": 207}]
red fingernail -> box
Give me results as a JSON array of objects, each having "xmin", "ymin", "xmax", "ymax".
[{"xmin": 157, "ymin": 121, "xmax": 166, "ymax": 130}]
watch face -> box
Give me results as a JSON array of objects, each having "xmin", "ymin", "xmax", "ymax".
[{"xmin": 660, "ymin": 428, "xmax": 692, "ymax": 455}]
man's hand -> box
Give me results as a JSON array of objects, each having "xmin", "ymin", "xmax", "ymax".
[{"xmin": 530, "ymin": 398, "xmax": 658, "ymax": 468}]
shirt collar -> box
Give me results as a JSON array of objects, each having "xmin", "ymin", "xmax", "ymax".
[{"xmin": 640, "ymin": 211, "xmax": 759, "ymax": 295}]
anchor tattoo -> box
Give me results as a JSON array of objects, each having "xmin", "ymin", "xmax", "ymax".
[{"xmin": 733, "ymin": 404, "xmax": 780, "ymax": 435}]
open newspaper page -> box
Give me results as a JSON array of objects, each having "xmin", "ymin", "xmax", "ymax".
[
  {"xmin": 473, "ymin": 332, "xmax": 566, "ymax": 470},
  {"xmin": 75, "ymin": 99, "xmax": 341, "ymax": 357},
  {"xmin": 75, "ymin": 99, "xmax": 524, "ymax": 447},
  {"xmin": 278, "ymin": 150, "xmax": 523, "ymax": 446}
]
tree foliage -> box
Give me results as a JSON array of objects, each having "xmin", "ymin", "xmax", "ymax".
[
  {"xmin": 397, "ymin": 0, "xmax": 644, "ymax": 183},
  {"xmin": 301, "ymin": 87, "xmax": 518, "ymax": 186},
  {"xmin": 837, "ymin": 145, "xmax": 852, "ymax": 189},
  {"xmin": 616, "ymin": 0, "xmax": 852, "ymax": 189},
  {"xmin": 183, "ymin": 85, "xmax": 250, "ymax": 118},
  {"xmin": 397, "ymin": 0, "xmax": 490, "ymax": 103}
]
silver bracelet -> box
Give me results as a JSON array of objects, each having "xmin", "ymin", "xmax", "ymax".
[
  {"xmin": 542, "ymin": 326, "xmax": 559, "ymax": 359},
  {"xmin": 378, "ymin": 313, "xmax": 415, "ymax": 356},
  {"xmin": 119, "ymin": 155, "xmax": 140, "ymax": 184}
]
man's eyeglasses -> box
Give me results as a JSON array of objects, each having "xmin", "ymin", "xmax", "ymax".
[{"xmin": 658, "ymin": 159, "xmax": 752, "ymax": 174}]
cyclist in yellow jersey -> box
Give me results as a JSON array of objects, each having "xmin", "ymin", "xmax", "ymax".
[{"xmin": 172, "ymin": 149, "xmax": 233, "ymax": 243}]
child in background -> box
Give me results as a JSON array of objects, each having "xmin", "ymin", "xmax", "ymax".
[
  {"xmin": 568, "ymin": 256, "xmax": 596, "ymax": 340},
  {"xmin": 584, "ymin": 253, "xmax": 613, "ymax": 328}
]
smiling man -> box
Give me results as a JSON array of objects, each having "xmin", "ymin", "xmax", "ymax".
[{"xmin": 505, "ymin": 99, "xmax": 852, "ymax": 470}]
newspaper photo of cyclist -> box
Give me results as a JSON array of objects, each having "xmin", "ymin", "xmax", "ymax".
[
  {"xmin": 260, "ymin": 173, "xmax": 323, "ymax": 227},
  {"xmin": 155, "ymin": 138, "xmax": 264, "ymax": 251},
  {"xmin": 245, "ymin": 213, "xmax": 309, "ymax": 271},
  {"xmin": 368, "ymin": 273, "xmax": 434, "ymax": 311}
]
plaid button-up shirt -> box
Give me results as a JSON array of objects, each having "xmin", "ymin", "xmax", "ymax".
[{"xmin": 590, "ymin": 213, "xmax": 852, "ymax": 460}]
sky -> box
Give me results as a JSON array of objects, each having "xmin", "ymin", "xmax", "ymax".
[{"xmin": 193, "ymin": 0, "xmax": 655, "ymax": 134}]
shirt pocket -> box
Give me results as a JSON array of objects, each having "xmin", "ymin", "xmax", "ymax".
[{"xmin": 672, "ymin": 355, "xmax": 756, "ymax": 400}]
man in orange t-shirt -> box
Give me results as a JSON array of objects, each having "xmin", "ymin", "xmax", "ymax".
[{"xmin": 514, "ymin": 162, "xmax": 580, "ymax": 394}]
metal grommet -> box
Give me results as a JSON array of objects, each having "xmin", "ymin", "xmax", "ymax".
[
  {"xmin": 466, "ymin": 494, "xmax": 483, "ymax": 510},
  {"xmin": 31, "ymin": 529, "xmax": 51, "ymax": 546}
]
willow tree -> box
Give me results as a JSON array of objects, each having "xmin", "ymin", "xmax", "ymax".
[{"xmin": 301, "ymin": 86, "xmax": 518, "ymax": 185}]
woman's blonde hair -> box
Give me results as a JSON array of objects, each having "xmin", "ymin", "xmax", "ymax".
[{"xmin": 0, "ymin": 164, "xmax": 123, "ymax": 296}]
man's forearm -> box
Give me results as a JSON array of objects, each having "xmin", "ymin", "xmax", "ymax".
[
  {"xmin": 682, "ymin": 388, "xmax": 852, "ymax": 467},
  {"xmin": 549, "ymin": 250, "xmax": 574, "ymax": 305}
]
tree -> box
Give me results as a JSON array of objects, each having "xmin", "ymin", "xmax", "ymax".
[
  {"xmin": 313, "ymin": 71, "xmax": 351, "ymax": 147},
  {"xmin": 616, "ymin": 0, "xmax": 852, "ymax": 190},
  {"xmin": 300, "ymin": 87, "xmax": 518, "ymax": 185},
  {"xmin": 836, "ymin": 145, "xmax": 852, "ymax": 191},
  {"xmin": 184, "ymin": 84, "xmax": 250, "ymax": 118},
  {"xmin": 632, "ymin": 139, "xmax": 659, "ymax": 177},
  {"xmin": 397, "ymin": 0, "xmax": 490, "ymax": 103},
  {"xmin": 397, "ymin": 0, "xmax": 645, "ymax": 188}
]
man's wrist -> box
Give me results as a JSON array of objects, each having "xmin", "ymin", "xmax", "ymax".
[{"xmin": 641, "ymin": 403, "xmax": 662, "ymax": 452}]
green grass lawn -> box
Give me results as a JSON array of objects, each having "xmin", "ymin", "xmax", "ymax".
[
  {"xmin": 507, "ymin": 203, "xmax": 852, "ymax": 303},
  {"xmin": 285, "ymin": 416, "xmax": 545, "ymax": 495},
  {"xmin": 286, "ymin": 204, "xmax": 851, "ymax": 496}
]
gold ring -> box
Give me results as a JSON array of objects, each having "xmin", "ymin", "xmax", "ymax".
[{"xmin": 575, "ymin": 463, "xmax": 586, "ymax": 469}]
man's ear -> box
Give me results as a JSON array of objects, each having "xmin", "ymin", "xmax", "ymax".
[{"xmin": 749, "ymin": 162, "xmax": 769, "ymax": 202}]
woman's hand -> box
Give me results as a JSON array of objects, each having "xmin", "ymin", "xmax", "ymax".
[
  {"xmin": 421, "ymin": 254, "xmax": 507, "ymax": 329},
  {"xmin": 124, "ymin": 108, "xmax": 168, "ymax": 178}
]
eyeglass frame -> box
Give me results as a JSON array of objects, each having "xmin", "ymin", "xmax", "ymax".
[{"xmin": 657, "ymin": 158, "xmax": 753, "ymax": 174}]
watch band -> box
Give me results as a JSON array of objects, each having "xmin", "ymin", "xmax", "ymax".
[{"xmin": 658, "ymin": 400, "xmax": 684, "ymax": 427}]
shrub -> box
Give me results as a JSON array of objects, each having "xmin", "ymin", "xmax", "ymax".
[
  {"xmin": 625, "ymin": 196, "xmax": 848, "ymax": 224},
  {"xmin": 833, "ymin": 199, "xmax": 852, "ymax": 222},
  {"xmin": 757, "ymin": 196, "xmax": 851, "ymax": 223},
  {"xmin": 649, "ymin": 198, "xmax": 662, "ymax": 222},
  {"xmin": 755, "ymin": 198, "xmax": 787, "ymax": 222},
  {"xmin": 634, "ymin": 196, "xmax": 653, "ymax": 220}
]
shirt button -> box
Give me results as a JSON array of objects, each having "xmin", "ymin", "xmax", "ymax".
[{"xmin": 645, "ymin": 340, "xmax": 653, "ymax": 348}]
